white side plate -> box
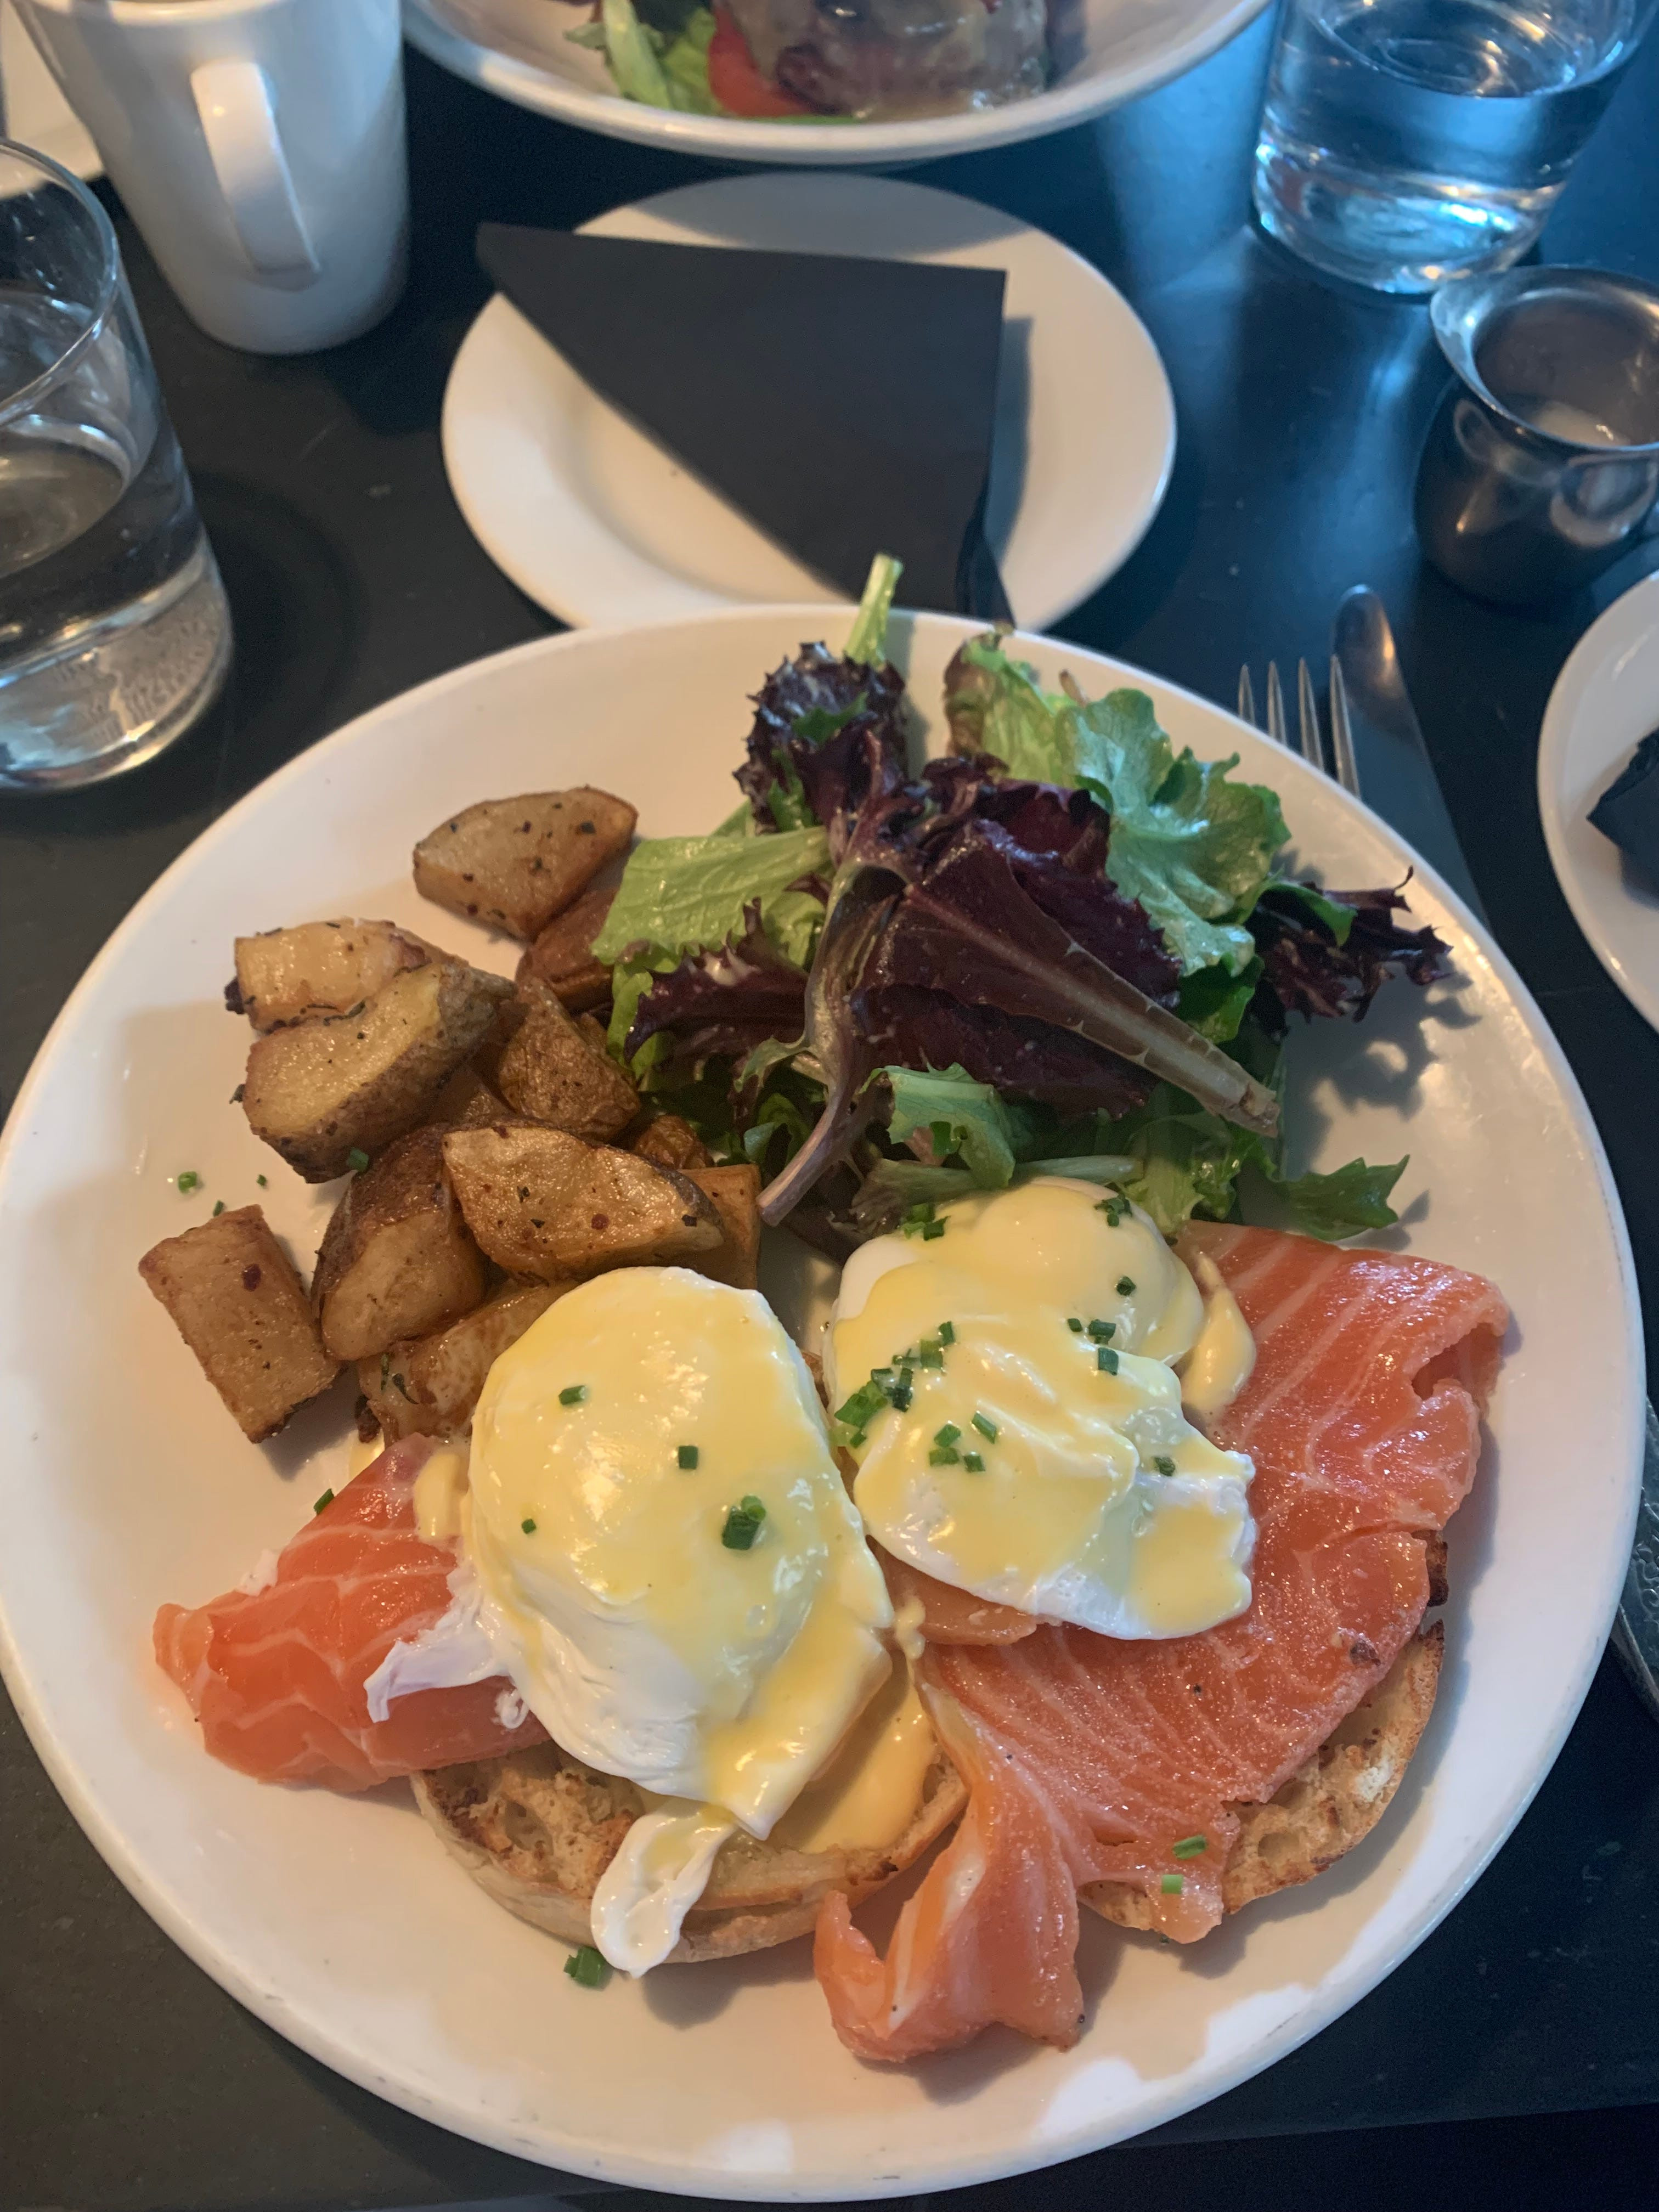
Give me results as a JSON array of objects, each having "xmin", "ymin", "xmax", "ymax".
[
  {"xmin": 442, "ymin": 173, "xmax": 1175, "ymax": 632},
  {"xmin": 0, "ymin": 607, "xmax": 1640, "ymax": 2197}
]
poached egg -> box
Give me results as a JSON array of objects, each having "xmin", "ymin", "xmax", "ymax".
[{"xmin": 826, "ymin": 1178, "xmax": 1257, "ymax": 1640}]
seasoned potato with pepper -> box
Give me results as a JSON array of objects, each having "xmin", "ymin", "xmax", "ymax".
[
  {"xmin": 682, "ymin": 1165, "xmax": 762, "ymax": 1290},
  {"xmin": 311, "ymin": 1127, "xmax": 486, "ymax": 1362},
  {"xmin": 242, "ymin": 961, "xmax": 511, "ymax": 1182},
  {"xmin": 426, "ymin": 1060, "xmax": 510, "ymax": 1131},
  {"xmin": 441, "ymin": 1124, "xmax": 721, "ymax": 1280},
  {"xmin": 139, "ymin": 1206, "xmax": 338, "ymax": 1441},
  {"xmin": 357, "ymin": 1280, "xmax": 567, "ymax": 1441},
  {"xmin": 413, "ymin": 790, "xmax": 636, "ymax": 941},
  {"xmin": 629, "ymin": 1114, "xmax": 714, "ymax": 1171},
  {"xmin": 229, "ymin": 919, "xmax": 431, "ymax": 1031},
  {"xmin": 495, "ymin": 978, "xmax": 639, "ymax": 1141},
  {"xmin": 516, "ymin": 881, "xmax": 614, "ymax": 1013}
]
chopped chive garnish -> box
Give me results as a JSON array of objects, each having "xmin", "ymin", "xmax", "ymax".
[
  {"xmin": 721, "ymin": 1496, "xmax": 767, "ymax": 1550},
  {"xmin": 962, "ymin": 1452, "xmax": 985, "ymax": 1472},
  {"xmin": 212, "ymin": 1199, "xmax": 225, "ymax": 1216},
  {"xmin": 921, "ymin": 1218, "xmax": 947, "ymax": 1240},
  {"xmin": 972, "ymin": 1412, "xmax": 998, "ymax": 1442},
  {"xmin": 918, "ymin": 1342, "xmax": 944, "ymax": 1368},
  {"xmin": 929, "ymin": 1447, "xmax": 961, "ymax": 1467},
  {"xmin": 1172, "ymin": 1835, "xmax": 1207, "ymax": 1858},
  {"xmin": 933, "ymin": 1423, "xmax": 961, "ymax": 1447},
  {"xmin": 565, "ymin": 1945, "xmax": 610, "ymax": 1988},
  {"xmin": 849, "ymin": 1431, "xmax": 867, "ymax": 1449},
  {"xmin": 870, "ymin": 1365, "xmax": 894, "ymax": 1384},
  {"xmin": 1067, "ymin": 1317, "xmax": 1084, "ymax": 1334},
  {"xmin": 837, "ymin": 1380, "xmax": 887, "ymax": 1428},
  {"xmin": 256, "ymin": 1173, "xmax": 268, "ymax": 1187},
  {"xmin": 1154, "ymin": 1454, "xmax": 1177, "ymax": 1476},
  {"xmin": 522, "ymin": 1516, "xmax": 538, "ymax": 1534},
  {"xmin": 890, "ymin": 1383, "xmax": 913, "ymax": 1412},
  {"xmin": 1160, "ymin": 1872, "xmax": 1184, "ymax": 1895},
  {"xmin": 1097, "ymin": 1346, "xmax": 1119, "ymax": 1375},
  {"xmin": 677, "ymin": 1444, "xmax": 699, "ymax": 1470},
  {"xmin": 175, "ymin": 1170, "xmax": 201, "ymax": 1193},
  {"xmin": 938, "ymin": 1320, "xmax": 956, "ymax": 1345},
  {"xmin": 313, "ymin": 1488, "xmax": 334, "ymax": 1514},
  {"xmin": 559, "ymin": 1384, "xmax": 587, "ymax": 1407},
  {"xmin": 1098, "ymin": 1194, "xmax": 1128, "ymax": 1227},
  {"xmin": 346, "ymin": 1147, "xmax": 370, "ymax": 1173},
  {"xmin": 1117, "ymin": 1276, "xmax": 1137, "ymax": 1296},
  {"xmin": 901, "ymin": 1203, "xmax": 937, "ymax": 1238},
  {"xmin": 1087, "ymin": 1318, "xmax": 1115, "ymax": 1342}
]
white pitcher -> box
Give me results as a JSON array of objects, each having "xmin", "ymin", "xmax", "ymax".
[{"xmin": 13, "ymin": 0, "xmax": 408, "ymax": 354}]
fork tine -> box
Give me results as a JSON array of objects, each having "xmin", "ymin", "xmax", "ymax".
[
  {"xmin": 1328, "ymin": 654, "xmax": 1362, "ymax": 798},
  {"xmin": 1296, "ymin": 659, "xmax": 1325, "ymax": 772},
  {"xmin": 1265, "ymin": 662, "xmax": 1286, "ymax": 747},
  {"xmin": 1237, "ymin": 665, "xmax": 1257, "ymax": 726}
]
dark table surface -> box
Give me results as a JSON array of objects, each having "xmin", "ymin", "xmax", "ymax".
[{"xmin": 6, "ymin": 14, "xmax": 1659, "ymax": 2211}]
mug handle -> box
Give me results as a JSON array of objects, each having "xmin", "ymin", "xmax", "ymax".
[{"xmin": 190, "ymin": 58, "xmax": 320, "ymax": 281}]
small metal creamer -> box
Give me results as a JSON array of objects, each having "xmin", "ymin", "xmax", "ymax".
[{"xmin": 1414, "ymin": 265, "xmax": 1659, "ymax": 607}]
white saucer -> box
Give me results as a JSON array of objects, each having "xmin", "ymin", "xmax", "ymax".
[
  {"xmin": 1, "ymin": 2, "xmax": 99, "ymax": 181},
  {"xmin": 441, "ymin": 172, "xmax": 1176, "ymax": 631},
  {"xmin": 1538, "ymin": 572, "xmax": 1659, "ymax": 1033}
]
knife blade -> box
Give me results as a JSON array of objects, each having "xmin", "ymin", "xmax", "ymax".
[
  {"xmin": 1331, "ymin": 587, "xmax": 1659, "ymax": 1724},
  {"xmin": 1331, "ymin": 587, "xmax": 1488, "ymax": 923}
]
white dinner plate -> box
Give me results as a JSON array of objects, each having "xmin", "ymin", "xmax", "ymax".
[
  {"xmin": 403, "ymin": 0, "xmax": 1269, "ymax": 165},
  {"xmin": 0, "ymin": 607, "xmax": 1641, "ymax": 2196},
  {"xmin": 1538, "ymin": 572, "xmax": 1659, "ymax": 1034},
  {"xmin": 442, "ymin": 173, "xmax": 1175, "ymax": 633}
]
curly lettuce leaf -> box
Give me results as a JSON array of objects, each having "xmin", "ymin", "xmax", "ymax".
[
  {"xmin": 592, "ymin": 821, "xmax": 829, "ymax": 970},
  {"xmin": 882, "ymin": 1063, "xmax": 1017, "ymax": 1188}
]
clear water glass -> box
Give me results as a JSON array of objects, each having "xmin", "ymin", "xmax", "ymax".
[
  {"xmin": 0, "ymin": 139, "xmax": 230, "ymax": 792},
  {"xmin": 1253, "ymin": 0, "xmax": 1659, "ymax": 295}
]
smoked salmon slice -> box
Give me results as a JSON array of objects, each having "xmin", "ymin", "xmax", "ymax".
[
  {"xmin": 153, "ymin": 1435, "xmax": 545, "ymax": 1791},
  {"xmin": 816, "ymin": 1226, "xmax": 1508, "ymax": 2061}
]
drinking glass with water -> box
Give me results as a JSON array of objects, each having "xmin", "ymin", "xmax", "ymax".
[
  {"xmin": 0, "ymin": 140, "xmax": 230, "ymax": 791},
  {"xmin": 1255, "ymin": 0, "xmax": 1659, "ymax": 294}
]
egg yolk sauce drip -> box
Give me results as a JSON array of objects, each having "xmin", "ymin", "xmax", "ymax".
[
  {"xmin": 827, "ymin": 1180, "xmax": 1258, "ymax": 1640},
  {"xmin": 466, "ymin": 1268, "xmax": 894, "ymax": 1972}
]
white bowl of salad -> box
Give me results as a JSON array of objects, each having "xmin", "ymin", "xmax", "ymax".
[{"xmin": 404, "ymin": 0, "xmax": 1270, "ymax": 160}]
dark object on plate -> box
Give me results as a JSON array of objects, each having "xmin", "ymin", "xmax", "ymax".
[
  {"xmin": 726, "ymin": 0, "xmax": 1046, "ymax": 115},
  {"xmin": 475, "ymin": 225, "xmax": 1010, "ymax": 619},
  {"xmin": 1589, "ymin": 727, "xmax": 1659, "ymax": 886}
]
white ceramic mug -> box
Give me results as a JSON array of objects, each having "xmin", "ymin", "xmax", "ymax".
[{"xmin": 13, "ymin": 0, "xmax": 408, "ymax": 354}]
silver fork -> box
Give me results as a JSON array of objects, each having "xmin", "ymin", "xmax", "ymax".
[{"xmin": 1237, "ymin": 655, "xmax": 1361, "ymax": 797}]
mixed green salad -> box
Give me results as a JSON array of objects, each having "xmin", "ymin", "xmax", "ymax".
[{"xmin": 594, "ymin": 555, "xmax": 1447, "ymax": 1253}]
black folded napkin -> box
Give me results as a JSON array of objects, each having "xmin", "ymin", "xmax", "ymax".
[
  {"xmin": 476, "ymin": 223, "xmax": 1011, "ymax": 621},
  {"xmin": 1589, "ymin": 727, "xmax": 1659, "ymax": 884}
]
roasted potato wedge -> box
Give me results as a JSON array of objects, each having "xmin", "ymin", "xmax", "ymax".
[
  {"xmin": 229, "ymin": 919, "xmax": 431, "ymax": 1031},
  {"xmin": 139, "ymin": 1206, "xmax": 338, "ymax": 1441},
  {"xmin": 357, "ymin": 1280, "xmax": 567, "ymax": 1441},
  {"xmin": 442, "ymin": 1124, "xmax": 722, "ymax": 1280},
  {"xmin": 413, "ymin": 790, "xmax": 636, "ymax": 941},
  {"xmin": 427, "ymin": 1060, "xmax": 510, "ymax": 1131},
  {"xmin": 629, "ymin": 1114, "xmax": 714, "ymax": 1171},
  {"xmin": 495, "ymin": 979, "xmax": 639, "ymax": 1142},
  {"xmin": 516, "ymin": 882, "xmax": 614, "ymax": 1013},
  {"xmin": 242, "ymin": 961, "xmax": 511, "ymax": 1182},
  {"xmin": 311, "ymin": 1127, "xmax": 486, "ymax": 1362},
  {"xmin": 682, "ymin": 1165, "xmax": 762, "ymax": 1290}
]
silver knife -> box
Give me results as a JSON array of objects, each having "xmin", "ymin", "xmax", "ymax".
[
  {"xmin": 1335, "ymin": 586, "xmax": 1659, "ymax": 1722},
  {"xmin": 1333, "ymin": 588, "xmax": 1488, "ymax": 920}
]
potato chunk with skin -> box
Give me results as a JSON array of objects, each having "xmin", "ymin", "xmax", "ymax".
[
  {"xmin": 629, "ymin": 1113, "xmax": 714, "ymax": 1171},
  {"xmin": 139, "ymin": 1206, "xmax": 338, "ymax": 1441},
  {"xmin": 357, "ymin": 1280, "xmax": 568, "ymax": 1441},
  {"xmin": 229, "ymin": 920, "xmax": 431, "ymax": 1031},
  {"xmin": 682, "ymin": 1165, "xmax": 762, "ymax": 1290},
  {"xmin": 426, "ymin": 1060, "xmax": 510, "ymax": 1131},
  {"xmin": 242, "ymin": 961, "xmax": 511, "ymax": 1182},
  {"xmin": 516, "ymin": 882, "xmax": 614, "ymax": 1013},
  {"xmin": 442, "ymin": 1124, "xmax": 721, "ymax": 1280},
  {"xmin": 414, "ymin": 790, "xmax": 636, "ymax": 941},
  {"xmin": 311, "ymin": 1127, "xmax": 486, "ymax": 1362},
  {"xmin": 496, "ymin": 978, "xmax": 639, "ymax": 1141}
]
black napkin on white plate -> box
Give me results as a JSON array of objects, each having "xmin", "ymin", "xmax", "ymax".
[
  {"xmin": 476, "ymin": 223, "xmax": 1012, "ymax": 621},
  {"xmin": 1589, "ymin": 728, "xmax": 1659, "ymax": 885}
]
